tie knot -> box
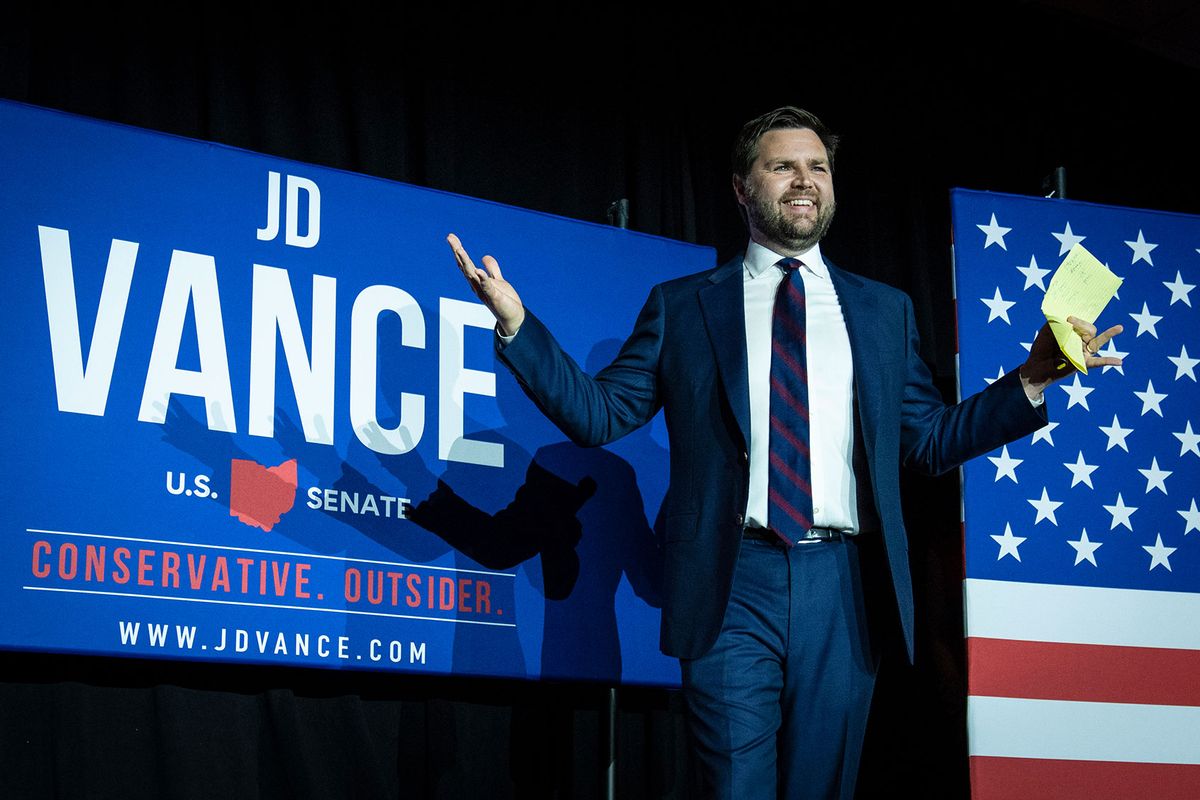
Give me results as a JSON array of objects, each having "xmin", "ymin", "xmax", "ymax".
[{"xmin": 777, "ymin": 257, "xmax": 802, "ymax": 272}]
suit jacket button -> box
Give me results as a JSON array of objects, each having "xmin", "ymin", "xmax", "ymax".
[
  {"xmin": 740, "ymin": 451, "xmax": 749, "ymax": 464},
  {"xmin": 734, "ymin": 513, "xmax": 744, "ymax": 526}
]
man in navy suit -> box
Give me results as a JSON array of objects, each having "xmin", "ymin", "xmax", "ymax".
[{"xmin": 447, "ymin": 107, "xmax": 1122, "ymax": 799}]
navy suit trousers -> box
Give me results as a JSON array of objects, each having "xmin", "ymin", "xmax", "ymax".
[{"xmin": 680, "ymin": 536, "xmax": 877, "ymax": 800}]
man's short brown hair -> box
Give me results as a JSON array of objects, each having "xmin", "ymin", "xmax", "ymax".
[{"xmin": 731, "ymin": 106, "xmax": 839, "ymax": 178}]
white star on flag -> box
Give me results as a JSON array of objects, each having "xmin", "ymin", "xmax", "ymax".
[
  {"xmin": 1179, "ymin": 499, "xmax": 1200, "ymax": 534},
  {"xmin": 1103, "ymin": 493, "xmax": 1137, "ymax": 531},
  {"xmin": 1138, "ymin": 458, "xmax": 1171, "ymax": 495},
  {"xmin": 977, "ymin": 214, "xmax": 1012, "ymax": 250},
  {"xmin": 1134, "ymin": 380, "xmax": 1167, "ymax": 417},
  {"xmin": 984, "ymin": 367, "xmax": 1006, "ymax": 386},
  {"xmin": 1128, "ymin": 303, "xmax": 1163, "ymax": 338},
  {"xmin": 1030, "ymin": 421, "xmax": 1058, "ymax": 446},
  {"xmin": 1017, "ymin": 254, "xmax": 1050, "ymax": 291},
  {"xmin": 1060, "ymin": 374, "xmax": 1094, "ymax": 410},
  {"xmin": 1163, "ymin": 271, "xmax": 1194, "ymax": 306},
  {"xmin": 1168, "ymin": 345, "xmax": 1198, "ymax": 381},
  {"xmin": 1097, "ymin": 339, "xmax": 1128, "ymax": 374},
  {"xmin": 1063, "ymin": 451, "xmax": 1098, "ymax": 488},
  {"xmin": 1018, "ymin": 328, "xmax": 1041, "ymax": 353},
  {"xmin": 1173, "ymin": 421, "xmax": 1200, "ymax": 457},
  {"xmin": 981, "ymin": 288, "xmax": 1016, "ymax": 324},
  {"xmin": 988, "ymin": 445, "xmax": 1023, "ymax": 482},
  {"xmin": 1098, "ymin": 415, "xmax": 1133, "ymax": 451},
  {"xmin": 1051, "ymin": 221, "xmax": 1086, "ymax": 256},
  {"xmin": 991, "ymin": 523, "xmax": 1026, "ymax": 561},
  {"xmin": 1125, "ymin": 229, "xmax": 1158, "ymax": 265},
  {"xmin": 1142, "ymin": 534, "xmax": 1175, "ymax": 571},
  {"xmin": 1067, "ymin": 528, "xmax": 1102, "ymax": 566},
  {"xmin": 1028, "ymin": 487, "xmax": 1063, "ymax": 526}
]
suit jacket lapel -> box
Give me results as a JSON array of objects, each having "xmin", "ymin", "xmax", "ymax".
[
  {"xmin": 698, "ymin": 256, "xmax": 751, "ymax": 449},
  {"xmin": 827, "ymin": 260, "xmax": 883, "ymax": 452}
]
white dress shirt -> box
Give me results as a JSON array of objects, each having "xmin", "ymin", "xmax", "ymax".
[{"xmin": 742, "ymin": 240, "xmax": 859, "ymax": 532}]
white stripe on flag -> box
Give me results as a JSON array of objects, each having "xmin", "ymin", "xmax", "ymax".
[
  {"xmin": 964, "ymin": 579, "xmax": 1200, "ymax": 649},
  {"xmin": 968, "ymin": 696, "xmax": 1200, "ymax": 764}
]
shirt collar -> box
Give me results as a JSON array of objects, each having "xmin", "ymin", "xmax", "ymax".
[{"xmin": 743, "ymin": 239, "xmax": 828, "ymax": 281}]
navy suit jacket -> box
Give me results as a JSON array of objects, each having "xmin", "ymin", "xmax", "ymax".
[{"xmin": 498, "ymin": 254, "xmax": 1048, "ymax": 662}]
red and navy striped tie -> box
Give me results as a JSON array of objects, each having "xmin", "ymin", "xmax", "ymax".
[{"xmin": 768, "ymin": 258, "xmax": 814, "ymax": 546}]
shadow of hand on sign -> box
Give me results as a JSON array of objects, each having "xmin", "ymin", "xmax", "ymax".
[
  {"xmin": 157, "ymin": 399, "xmax": 253, "ymax": 501},
  {"xmin": 405, "ymin": 463, "xmax": 595, "ymax": 599}
]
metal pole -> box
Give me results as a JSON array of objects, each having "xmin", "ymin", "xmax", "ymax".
[
  {"xmin": 606, "ymin": 198, "xmax": 630, "ymax": 229},
  {"xmin": 1042, "ymin": 166, "xmax": 1067, "ymax": 200},
  {"xmin": 599, "ymin": 196, "xmax": 628, "ymax": 800},
  {"xmin": 604, "ymin": 687, "xmax": 617, "ymax": 800}
]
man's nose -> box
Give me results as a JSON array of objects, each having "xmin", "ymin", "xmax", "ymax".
[{"xmin": 791, "ymin": 169, "xmax": 814, "ymax": 187}]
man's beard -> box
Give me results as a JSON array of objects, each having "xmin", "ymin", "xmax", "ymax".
[{"xmin": 745, "ymin": 185, "xmax": 836, "ymax": 253}]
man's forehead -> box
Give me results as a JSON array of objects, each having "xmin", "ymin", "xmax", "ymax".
[{"xmin": 756, "ymin": 128, "xmax": 828, "ymax": 161}]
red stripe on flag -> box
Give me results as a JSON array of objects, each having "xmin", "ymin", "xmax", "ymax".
[
  {"xmin": 970, "ymin": 756, "xmax": 1200, "ymax": 800},
  {"xmin": 967, "ymin": 638, "xmax": 1200, "ymax": 707}
]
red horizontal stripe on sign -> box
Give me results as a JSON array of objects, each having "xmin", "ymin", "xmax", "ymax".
[
  {"xmin": 968, "ymin": 638, "xmax": 1200, "ymax": 707},
  {"xmin": 970, "ymin": 756, "xmax": 1200, "ymax": 800}
]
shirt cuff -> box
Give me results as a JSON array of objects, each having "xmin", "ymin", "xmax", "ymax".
[{"xmin": 1019, "ymin": 373, "xmax": 1047, "ymax": 407}]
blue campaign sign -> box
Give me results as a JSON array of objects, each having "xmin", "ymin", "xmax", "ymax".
[{"xmin": 0, "ymin": 100, "xmax": 713, "ymax": 686}]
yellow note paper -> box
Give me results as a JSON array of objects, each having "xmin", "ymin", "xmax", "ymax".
[{"xmin": 1041, "ymin": 243, "xmax": 1123, "ymax": 374}]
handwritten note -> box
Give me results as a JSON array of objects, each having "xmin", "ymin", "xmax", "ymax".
[{"xmin": 1042, "ymin": 243, "xmax": 1123, "ymax": 373}]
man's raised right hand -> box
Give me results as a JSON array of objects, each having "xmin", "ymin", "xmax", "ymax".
[{"xmin": 447, "ymin": 233, "xmax": 526, "ymax": 337}]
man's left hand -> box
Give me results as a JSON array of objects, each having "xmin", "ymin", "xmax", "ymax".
[{"xmin": 1019, "ymin": 315, "xmax": 1124, "ymax": 399}]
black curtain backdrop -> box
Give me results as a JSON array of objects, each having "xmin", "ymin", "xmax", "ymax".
[{"xmin": 3, "ymin": 8, "xmax": 1198, "ymax": 798}]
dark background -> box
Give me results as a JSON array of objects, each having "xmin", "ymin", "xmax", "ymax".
[{"xmin": 3, "ymin": 4, "xmax": 1199, "ymax": 797}]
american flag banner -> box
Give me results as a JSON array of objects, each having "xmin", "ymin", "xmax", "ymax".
[{"xmin": 951, "ymin": 189, "xmax": 1200, "ymax": 800}]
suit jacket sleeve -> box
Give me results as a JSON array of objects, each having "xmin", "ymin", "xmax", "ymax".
[
  {"xmin": 895, "ymin": 293, "xmax": 1049, "ymax": 475},
  {"xmin": 495, "ymin": 286, "xmax": 666, "ymax": 447}
]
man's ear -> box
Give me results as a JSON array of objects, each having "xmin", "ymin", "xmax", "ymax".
[{"xmin": 731, "ymin": 173, "xmax": 746, "ymax": 206}]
